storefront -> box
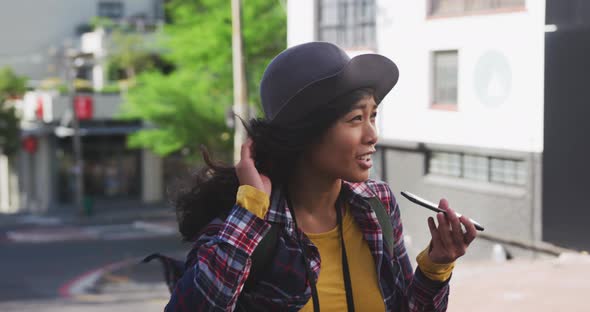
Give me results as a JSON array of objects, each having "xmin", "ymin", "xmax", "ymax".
[{"xmin": 17, "ymin": 92, "xmax": 164, "ymax": 214}]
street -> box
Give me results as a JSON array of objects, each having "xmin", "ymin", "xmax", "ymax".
[
  {"xmin": 0, "ymin": 215, "xmax": 188, "ymax": 312},
  {"xmin": 1, "ymin": 219, "xmax": 589, "ymax": 311}
]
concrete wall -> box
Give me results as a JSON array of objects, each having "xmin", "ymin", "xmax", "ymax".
[
  {"xmin": 287, "ymin": 0, "xmax": 317, "ymax": 46},
  {"xmin": 376, "ymin": 140, "xmax": 542, "ymax": 261},
  {"xmin": 22, "ymin": 92, "xmax": 124, "ymax": 123},
  {"xmin": 18, "ymin": 135, "xmax": 54, "ymax": 214},
  {"xmin": 141, "ymin": 149, "xmax": 163, "ymax": 203},
  {"xmin": 286, "ymin": 0, "xmax": 546, "ymax": 153},
  {"xmin": 543, "ymin": 17, "xmax": 590, "ymax": 251},
  {"xmin": 378, "ymin": 0, "xmax": 546, "ymax": 153}
]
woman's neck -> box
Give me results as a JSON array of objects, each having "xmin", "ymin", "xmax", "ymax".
[{"xmin": 287, "ymin": 165, "xmax": 343, "ymax": 233}]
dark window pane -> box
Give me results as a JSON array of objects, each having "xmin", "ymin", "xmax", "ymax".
[
  {"xmin": 318, "ymin": 0, "xmax": 376, "ymax": 49},
  {"xmin": 433, "ymin": 51, "xmax": 458, "ymax": 104},
  {"xmin": 430, "ymin": 0, "xmax": 525, "ymax": 16},
  {"xmin": 98, "ymin": 1, "xmax": 124, "ymax": 19}
]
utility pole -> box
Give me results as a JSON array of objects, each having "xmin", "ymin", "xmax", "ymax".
[
  {"xmin": 231, "ymin": 0, "xmax": 249, "ymax": 163},
  {"xmin": 66, "ymin": 52, "xmax": 84, "ymax": 214}
]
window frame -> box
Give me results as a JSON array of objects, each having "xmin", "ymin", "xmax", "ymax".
[
  {"xmin": 316, "ymin": 0, "xmax": 377, "ymax": 51},
  {"xmin": 426, "ymin": 0, "xmax": 527, "ymax": 19},
  {"xmin": 98, "ymin": 1, "xmax": 125, "ymax": 19},
  {"xmin": 426, "ymin": 150, "xmax": 527, "ymax": 186},
  {"xmin": 431, "ymin": 50, "xmax": 459, "ymax": 111}
]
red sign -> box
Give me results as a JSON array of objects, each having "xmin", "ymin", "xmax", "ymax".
[
  {"xmin": 22, "ymin": 136, "xmax": 38, "ymax": 154},
  {"xmin": 74, "ymin": 95, "xmax": 93, "ymax": 120},
  {"xmin": 36, "ymin": 97, "xmax": 44, "ymax": 120}
]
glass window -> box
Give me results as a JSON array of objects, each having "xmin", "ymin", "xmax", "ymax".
[
  {"xmin": 318, "ymin": 0, "xmax": 376, "ymax": 49},
  {"xmin": 429, "ymin": 151, "xmax": 462, "ymax": 177},
  {"xmin": 463, "ymin": 154, "xmax": 488, "ymax": 181},
  {"xmin": 433, "ymin": 51, "xmax": 458, "ymax": 105},
  {"xmin": 427, "ymin": 151, "xmax": 526, "ymax": 186},
  {"xmin": 429, "ymin": 0, "xmax": 525, "ymax": 16},
  {"xmin": 98, "ymin": 1, "xmax": 124, "ymax": 19},
  {"xmin": 490, "ymin": 158, "xmax": 526, "ymax": 185}
]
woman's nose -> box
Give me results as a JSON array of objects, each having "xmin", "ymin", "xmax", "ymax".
[{"xmin": 364, "ymin": 122, "xmax": 378, "ymax": 145}]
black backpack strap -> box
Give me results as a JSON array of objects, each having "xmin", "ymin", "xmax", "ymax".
[
  {"xmin": 243, "ymin": 223, "xmax": 280, "ymax": 292},
  {"xmin": 368, "ymin": 197, "xmax": 394, "ymax": 257},
  {"xmin": 145, "ymin": 223, "xmax": 280, "ymax": 295},
  {"xmin": 142, "ymin": 253, "xmax": 185, "ymax": 293}
]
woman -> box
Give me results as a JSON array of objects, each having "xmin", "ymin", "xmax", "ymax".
[{"xmin": 165, "ymin": 42, "xmax": 477, "ymax": 312}]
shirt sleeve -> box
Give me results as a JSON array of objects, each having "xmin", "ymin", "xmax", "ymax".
[
  {"xmin": 164, "ymin": 187, "xmax": 271, "ymax": 312},
  {"xmin": 236, "ymin": 185, "xmax": 270, "ymax": 219},
  {"xmin": 416, "ymin": 246, "xmax": 455, "ymax": 282},
  {"xmin": 374, "ymin": 182, "xmax": 451, "ymax": 312}
]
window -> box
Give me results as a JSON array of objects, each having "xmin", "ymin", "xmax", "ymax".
[
  {"xmin": 98, "ymin": 1, "xmax": 124, "ymax": 19},
  {"xmin": 317, "ymin": 0, "xmax": 376, "ymax": 50},
  {"xmin": 427, "ymin": 151, "xmax": 526, "ymax": 186},
  {"xmin": 432, "ymin": 51, "xmax": 458, "ymax": 108},
  {"xmin": 428, "ymin": 0, "xmax": 526, "ymax": 17}
]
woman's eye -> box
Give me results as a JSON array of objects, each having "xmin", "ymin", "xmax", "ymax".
[
  {"xmin": 351, "ymin": 115, "xmax": 362, "ymax": 121},
  {"xmin": 371, "ymin": 112, "xmax": 378, "ymax": 119}
]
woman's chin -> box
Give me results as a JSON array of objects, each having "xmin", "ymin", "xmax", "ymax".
[{"xmin": 342, "ymin": 171, "xmax": 371, "ymax": 183}]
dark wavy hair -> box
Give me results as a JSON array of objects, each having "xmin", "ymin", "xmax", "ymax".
[{"xmin": 170, "ymin": 88, "xmax": 377, "ymax": 241}]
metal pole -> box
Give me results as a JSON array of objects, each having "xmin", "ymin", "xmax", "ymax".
[
  {"xmin": 231, "ymin": 0, "xmax": 249, "ymax": 164},
  {"xmin": 67, "ymin": 55, "xmax": 84, "ymax": 213}
]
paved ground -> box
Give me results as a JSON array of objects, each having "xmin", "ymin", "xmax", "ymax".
[
  {"xmin": 5, "ymin": 252, "xmax": 587, "ymax": 312},
  {"xmin": 449, "ymin": 253, "xmax": 590, "ymax": 312},
  {"xmin": 2, "ymin": 205, "xmax": 588, "ymax": 311}
]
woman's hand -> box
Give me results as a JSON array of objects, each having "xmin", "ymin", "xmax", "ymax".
[
  {"xmin": 235, "ymin": 138, "xmax": 272, "ymax": 196},
  {"xmin": 427, "ymin": 199, "xmax": 477, "ymax": 264}
]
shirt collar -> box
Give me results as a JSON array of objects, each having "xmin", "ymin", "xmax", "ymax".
[{"xmin": 265, "ymin": 180, "xmax": 378, "ymax": 230}]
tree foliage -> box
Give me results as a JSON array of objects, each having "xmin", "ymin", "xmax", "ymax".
[
  {"xmin": 0, "ymin": 67, "xmax": 27, "ymax": 155},
  {"xmin": 119, "ymin": 0, "xmax": 286, "ymax": 160}
]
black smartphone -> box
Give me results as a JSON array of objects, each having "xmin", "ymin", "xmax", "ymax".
[{"xmin": 400, "ymin": 191, "xmax": 485, "ymax": 231}]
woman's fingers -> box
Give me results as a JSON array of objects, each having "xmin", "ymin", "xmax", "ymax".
[
  {"xmin": 444, "ymin": 204, "xmax": 466, "ymax": 249},
  {"xmin": 436, "ymin": 210, "xmax": 453, "ymax": 249},
  {"xmin": 236, "ymin": 138, "xmax": 271, "ymax": 195},
  {"xmin": 427, "ymin": 217, "xmax": 443, "ymax": 248},
  {"xmin": 460, "ymin": 215, "xmax": 478, "ymax": 245},
  {"xmin": 240, "ymin": 138, "xmax": 253, "ymax": 162}
]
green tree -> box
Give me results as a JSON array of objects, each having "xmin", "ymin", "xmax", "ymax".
[
  {"xmin": 108, "ymin": 29, "xmax": 157, "ymax": 81},
  {"xmin": 119, "ymin": 0, "xmax": 286, "ymax": 160},
  {"xmin": 0, "ymin": 67, "xmax": 27, "ymax": 155}
]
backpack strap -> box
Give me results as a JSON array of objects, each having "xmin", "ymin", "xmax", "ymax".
[
  {"xmin": 368, "ymin": 197, "xmax": 394, "ymax": 257},
  {"xmin": 142, "ymin": 253, "xmax": 186, "ymax": 293},
  {"xmin": 243, "ymin": 223, "xmax": 280, "ymax": 291}
]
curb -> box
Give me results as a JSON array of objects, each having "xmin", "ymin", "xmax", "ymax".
[{"xmin": 59, "ymin": 258, "xmax": 139, "ymax": 298}]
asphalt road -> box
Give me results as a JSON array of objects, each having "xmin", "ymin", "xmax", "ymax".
[{"xmin": 0, "ymin": 235, "xmax": 187, "ymax": 302}]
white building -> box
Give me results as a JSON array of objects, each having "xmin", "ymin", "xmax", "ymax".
[{"xmin": 287, "ymin": 0, "xmax": 590, "ymax": 258}]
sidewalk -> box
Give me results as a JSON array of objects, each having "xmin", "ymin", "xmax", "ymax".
[
  {"xmin": 0, "ymin": 200, "xmax": 175, "ymax": 229},
  {"xmin": 0, "ymin": 201, "xmax": 178, "ymax": 243},
  {"xmin": 84, "ymin": 251, "xmax": 590, "ymax": 312},
  {"xmin": 449, "ymin": 252, "xmax": 590, "ymax": 311},
  {"xmin": 1, "ymin": 252, "xmax": 587, "ymax": 311}
]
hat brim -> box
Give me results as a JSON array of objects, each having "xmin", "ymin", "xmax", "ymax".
[{"xmin": 270, "ymin": 53, "xmax": 399, "ymax": 125}]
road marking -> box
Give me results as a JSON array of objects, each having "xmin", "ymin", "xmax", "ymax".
[
  {"xmin": 59, "ymin": 258, "xmax": 137, "ymax": 298},
  {"xmin": 4, "ymin": 221, "xmax": 177, "ymax": 243}
]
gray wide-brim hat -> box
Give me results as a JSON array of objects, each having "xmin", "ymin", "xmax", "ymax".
[{"xmin": 260, "ymin": 41, "xmax": 399, "ymax": 125}]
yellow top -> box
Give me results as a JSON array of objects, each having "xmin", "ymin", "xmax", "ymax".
[
  {"xmin": 300, "ymin": 204, "xmax": 385, "ymax": 312},
  {"xmin": 236, "ymin": 185, "xmax": 455, "ymax": 310}
]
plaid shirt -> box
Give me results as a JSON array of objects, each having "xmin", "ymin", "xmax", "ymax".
[{"xmin": 165, "ymin": 179, "xmax": 450, "ymax": 311}]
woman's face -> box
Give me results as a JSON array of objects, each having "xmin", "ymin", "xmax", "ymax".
[{"xmin": 305, "ymin": 95, "xmax": 379, "ymax": 182}]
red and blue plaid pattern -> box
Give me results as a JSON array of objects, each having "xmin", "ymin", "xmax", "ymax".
[{"xmin": 165, "ymin": 179, "xmax": 450, "ymax": 311}]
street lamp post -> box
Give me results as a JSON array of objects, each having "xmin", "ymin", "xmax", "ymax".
[
  {"xmin": 66, "ymin": 51, "xmax": 93, "ymax": 214},
  {"xmin": 65, "ymin": 53, "xmax": 85, "ymax": 213}
]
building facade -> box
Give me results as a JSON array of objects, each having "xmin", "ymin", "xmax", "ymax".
[
  {"xmin": 0, "ymin": 0, "xmax": 166, "ymax": 214},
  {"xmin": 286, "ymin": 0, "xmax": 570, "ymax": 259}
]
